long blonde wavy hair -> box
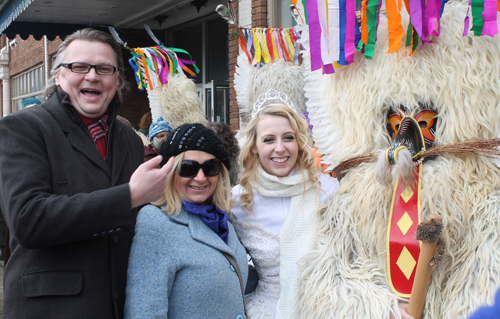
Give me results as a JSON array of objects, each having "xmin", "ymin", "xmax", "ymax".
[
  {"xmin": 238, "ymin": 104, "xmax": 320, "ymax": 213},
  {"xmin": 153, "ymin": 152, "xmax": 233, "ymax": 215}
]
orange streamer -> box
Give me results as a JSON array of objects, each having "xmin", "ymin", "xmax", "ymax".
[
  {"xmin": 136, "ymin": 48, "xmax": 153, "ymax": 88},
  {"xmin": 403, "ymin": 0, "xmax": 411, "ymax": 14},
  {"xmin": 386, "ymin": 0, "xmax": 404, "ymax": 53},
  {"xmin": 182, "ymin": 66, "xmax": 196, "ymax": 77},
  {"xmin": 238, "ymin": 31, "xmax": 252, "ymax": 64},
  {"xmin": 361, "ymin": 0, "xmax": 369, "ymax": 45},
  {"xmin": 279, "ymin": 29, "xmax": 291, "ymax": 62}
]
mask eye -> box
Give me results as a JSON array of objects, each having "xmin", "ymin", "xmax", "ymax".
[
  {"xmin": 415, "ymin": 107, "xmax": 439, "ymax": 148},
  {"xmin": 415, "ymin": 110, "xmax": 438, "ymax": 131},
  {"xmin": 387, "ymin": 113, "xmax": 402, "ymax": 138}
]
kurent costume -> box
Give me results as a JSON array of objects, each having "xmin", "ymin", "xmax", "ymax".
[
  {"xmin": 231, "ymin": 170, "xmax": 338, "ymax": 319},
  {"xmin": 295, "ymin": 1, "xmax": 500, "ymax": 319},
  {"xmin": 0, "ymin": 88, "xmax": 144, "ymax": 318}
]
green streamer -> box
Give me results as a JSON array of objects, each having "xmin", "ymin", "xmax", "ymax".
[
  {"xmin": 167, "ymin": 46, "xmax": 200, "ymax": 74},
  {"xmin": 406, "ymin": 19, "xmax": 413, "ymax": 47},
  {"xmin": 470, "ymin": 0, "xmax": 484, "ymax": 36},
  {"xmin": 356, "ymin": 40, "xmax": 365, "ymax": 52},
  {"xmin": 412, "ymin": 27, "xmax": 420, "ymax": 52},
  {"xmin": 364, "ymin": 0, "xmax": 380, "ymax": 59}
]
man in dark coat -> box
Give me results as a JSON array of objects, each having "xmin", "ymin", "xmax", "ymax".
[{"xmin": 0, "ymin": 29, "xmax": 173, "ymax": 319}]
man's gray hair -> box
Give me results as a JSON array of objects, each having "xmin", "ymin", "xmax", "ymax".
[{"xmin": 45, "ymin": 28, "xmax": 129, "ymax": 101}]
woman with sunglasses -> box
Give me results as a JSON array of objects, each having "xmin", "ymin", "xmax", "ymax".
[
  {"xmin": 124, "ymin": 123, "xmax": 248, "ymax": 319},
  {"xmin": 231, "ymin": 90, "xmax": 339, "ymax": 319}
]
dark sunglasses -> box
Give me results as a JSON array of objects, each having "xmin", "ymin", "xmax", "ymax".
[{"xmin": 177, "ymin": 159, "xmax": 222, "ymax": 178}]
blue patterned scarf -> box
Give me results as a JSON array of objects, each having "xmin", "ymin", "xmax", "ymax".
[{"xmin": 182, "ymin": 201, "xmax": 229, "ymax": 244}]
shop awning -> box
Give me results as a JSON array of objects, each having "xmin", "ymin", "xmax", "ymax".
[
  {"xmin": 0, "ymin": 0, "xmax": 216, "ymax": 41},
  {"xmin": 0, "ymin": 0, "xmax": 33, "ymax": 34}
]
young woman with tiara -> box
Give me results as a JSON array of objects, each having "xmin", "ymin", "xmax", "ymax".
[{"xmin": 231, "ymin": 89, "xmax": 339, "ymax": 319}]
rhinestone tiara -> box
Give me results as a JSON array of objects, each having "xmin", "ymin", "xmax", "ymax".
[{"xmin": 251, "ymin": 89, "xmax": 296, "ymax": 117}]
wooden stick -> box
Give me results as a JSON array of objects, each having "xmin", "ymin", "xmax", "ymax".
[{"xmin": 407, "ymin": 214, "xmax": 443, "ymax": 319}]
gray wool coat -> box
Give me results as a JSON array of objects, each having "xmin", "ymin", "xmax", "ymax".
[{"xmin": 124, "ymin": 204, "xmax": 248, "ymax": 319}]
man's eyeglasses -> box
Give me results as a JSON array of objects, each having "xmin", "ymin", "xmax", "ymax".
[
  {"xmin": 58, "ymin": 62, "xmax": 117, "ymax": 75},
  {"xmin": 177, "ymin": 159, "xmax": 222, "ymax": 178}
]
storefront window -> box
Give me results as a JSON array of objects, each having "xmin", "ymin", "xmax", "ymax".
[{"xmin": 12, "ymin": 64, "xmax": 44, "ymax": 111}]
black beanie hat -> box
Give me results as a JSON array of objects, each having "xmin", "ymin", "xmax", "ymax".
[{"xmin": 159, "ymin": 123, "xmax": 231, "ymax": 170}]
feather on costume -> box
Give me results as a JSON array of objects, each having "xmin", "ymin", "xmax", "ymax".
[{"xmin": 300, "ymin": 2, "xmax": 500, "ymax": 319}]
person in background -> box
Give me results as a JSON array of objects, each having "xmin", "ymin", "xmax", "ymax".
[
  {"xmin": 149, "ymin": 116, "xmax": 173, "ymax": 154},
  {"xmin": 125, "ymin": 123, "xmax": 247, "ymax": 319},
  {"xmin": 231, "ymin": 91, "xmax": 339, "ymax": 319},
  {"xmin": 0, "ymin": 28, "xmax": 173, "ymax": 319},
  {"xmin": 144, "ymin": 117, "xmax": 173, "ymax": 161},
  {"xmin": 22, "ymin": 97, "xmax": 41, "ymax": 109},
  {"xmin": 138, "ymin": 111, "xmax": 152, "ymax": 137},
  {"xmin": 207, "ymin": 122, "xmax": 241, "ymax": 186}
]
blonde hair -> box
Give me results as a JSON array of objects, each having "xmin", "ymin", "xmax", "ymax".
[
  {"xmin": 238, "ymin": 104, "xmax": 320, "ymax": 213},
  {"xmin": 153, "ymin": 153, "xmax": 233, "ymax": 215}
]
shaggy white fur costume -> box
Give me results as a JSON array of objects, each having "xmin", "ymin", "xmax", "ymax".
[{"xmin": 300, "ymin": 2, "xmax": 500, "ymax": 319}]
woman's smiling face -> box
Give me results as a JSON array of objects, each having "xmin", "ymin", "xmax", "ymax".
[
  {"xmin": 175, "ymin": 150, "xmax": 219, "ymax": 204},
  {"xmin": 252, "ymin": 115, "xmax": 299, "ymax": 177}
]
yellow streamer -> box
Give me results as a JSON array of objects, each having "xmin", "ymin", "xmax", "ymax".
[
  {"xmin": 259, "ymin": 29, "xmax": 271, "ymax": 64},
  {"xmin": 252, "ymin": 28, "xmax": 262, "ymax": 65}
]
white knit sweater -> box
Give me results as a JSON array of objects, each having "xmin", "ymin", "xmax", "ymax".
[{"xmin": 232, "ymin": 168, "xmax": 339, "ymax": 318}]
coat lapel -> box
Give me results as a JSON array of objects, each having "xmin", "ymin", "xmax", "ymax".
[
  {"xmin": 42, "ymin": 93, "xmax": 111, "ymax": 177},
  {"xmin": 109, "ymin": 123, "xmax": 127, "ymax": 185},
  {"xmin": 66, "ymin": 127, "xmax": 111, "ymax": 176},
  {"xmin": 169, "ymin": 210, "xmax": 236, "ymax": 257}
]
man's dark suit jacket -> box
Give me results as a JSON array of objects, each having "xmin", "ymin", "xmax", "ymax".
[{"xmin": 0, "ymin": 89, "xmax": 144, "ymax": 319}]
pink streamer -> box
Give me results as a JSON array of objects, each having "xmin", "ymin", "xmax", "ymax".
[
  {"xmin": 463, "ymin": 0, "xmax": 472, "ymax": 36},
  {"xmin": 409, "ymin": 0, "xmax": 431, "ymax": 44},
  {"xmin": 344, "ymin": 0, "xmax": 356, "ymax": 63},
  {"xmin": 274, "ymin": 29, "xmax": 284, "ymax": 60},
  {"xmin": 306, "ymin": 0, "xmax": 322, "ymax": 71},
  {"xmin": 152, "ymin": 48, "xmax": 169, "ymax": 84},
  {"xmin": 427, "ymin": 0, "xmax": 441, "ymax": 37},
  {"xmin": 322, "ymin": 63, "xmax": 335, "ymax": 74},
  {"xmin": 482, "ymin": 0, "xmax": 498, "ymax": 37}
]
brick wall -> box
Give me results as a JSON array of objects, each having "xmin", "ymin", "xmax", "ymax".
[
  {"xmin": 9, "ymin": 35, "xmax": 61, "ymax": 77},
  {"xmin": 228, "ymin": 0, "xmax": 267, "ymax": 130},
  {"xmin": 252, "ymin": 0, "xmax": 268, "ymax": 28}
]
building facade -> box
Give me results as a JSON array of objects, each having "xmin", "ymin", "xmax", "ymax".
[{"xmin": 0, "ymin": 0, "xmax": 294, "ymax": 130}]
